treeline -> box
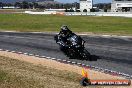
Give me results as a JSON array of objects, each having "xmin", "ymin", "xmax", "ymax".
[
  {"xmin": 0, "ymin": 1, "xmax": 39, "ymax": 9},
  {"xmin": 94, "ymin": 3, "xmax": 111, "ymax": 9},
  {"xmin": 94, "ymin": 3, "xmax": 111, "ymax": 12},
  {"xmin": 0, "ymin": 2, "xmax": 13, "ymax": 8},
  {"xmin": 0, "ymin": 1, "xmax": 79, "ymax": 10},
  {"xmin": 0, "ymin": 1, "xmax": 111, "ymax": 12}
]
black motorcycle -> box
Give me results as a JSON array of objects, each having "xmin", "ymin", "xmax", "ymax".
[{"xmin": 54, "ymin": 27, "xmax": 91, "ymax": 61}]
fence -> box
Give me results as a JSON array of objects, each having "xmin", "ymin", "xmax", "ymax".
[
  {"xmin": 65, "ymin": 12, "xmax": 132, "ymax": 17},
  {"xmin": 25, "ymin": 11, "xmax": 132, "ymax": 17}
]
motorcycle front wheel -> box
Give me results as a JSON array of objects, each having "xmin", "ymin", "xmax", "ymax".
[{"xmin": 81, "ymin": 49, "xmax": 91, "ymax": 61}]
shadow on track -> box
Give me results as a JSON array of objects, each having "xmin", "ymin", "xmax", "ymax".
[
  {"xmin": 90, "ymin": 55, "xmax": 101, "ymax": 61},
  {"xmin": 69, "ymin": 54, "xmax": 101, "ymax": 61}
]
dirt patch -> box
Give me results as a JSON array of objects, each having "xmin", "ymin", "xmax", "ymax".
[{"xmin": 0, "ymin": 51, "xmax": 131, "ymax": 88}]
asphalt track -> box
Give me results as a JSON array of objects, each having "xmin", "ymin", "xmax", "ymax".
[{"xmin": 0, "ymin": 32, "xmax": 132, "ymax": 78}]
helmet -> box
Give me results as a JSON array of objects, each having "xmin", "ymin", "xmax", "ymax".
[
  {"xmin": 60, "ymin": 25, "xmax": 71, "ymax": 37},
  {"xmin": 61, "ymin": 25, "xmax": 69, "ymax": 31}
]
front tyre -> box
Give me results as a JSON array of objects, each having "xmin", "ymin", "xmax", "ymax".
[{"xmin": 81, "ymin": 49, "xmax": 91, "ymax": 61}]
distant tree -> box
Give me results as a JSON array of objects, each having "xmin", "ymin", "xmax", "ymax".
[
  {"xmin": 15, "ymin": 2, "xmax": 22, "ymax": 8},
  {"xmin": 106, "ymin": 4, "xmax": 111, "ymax": 9},
  {"xmin": 104, "ymin": 8, "xmax": 107, "ymax": 12},
  {"xmin": 59, "ymin": 4, "xmax": 62, "ymax": 9},
  {"xmin": 55, "ymin": 4, "xmax": 59, "ymax": 9},
  {"xmin": 33, "ymin": 2, "xmax": 38, "ymax": 9},
  {"xmin": 7, "ymin": 3, "xmax": 13, "ymax": 7},
  {"xmin": 46, "ymin": 3, "xmax": 53, "ymax": 9},
  {"xmin": 70, "ymin": 8, "xmax": 74, "ymax": 12},
  {"xmin": 28, "ymin": 2, "xmax": 33, "ymax": 9},
  {"xmin": 83, "ymin": 9, "xmax": 87, "ymax": 12},
  {"xmin": 103, "ymin": 5, "xmax": 107, "ymax": 12},
  {"xmin": 94, "ymin": 3, "xmax": 111, "ymax": 11},
  {"xmin": 50, "ymin": 4, "xmax": 54, "ymax": 9},
  {"xmin": 0, "ymin": 2, "xmax": 3, "ymax": 8},
  {"xmin": 72, "ymin": 2, "xmax": 79, "ymax": 9},
  {"xmin": 38, "ymin": 5, "xmax": 45, "ymax": 10},
  {"xmin": 90, "ymin": 8, "xmax": 95, "ymax": 12},
  {"xmin": 22, "ymin": 1, "xmax": 29, "ymax": 9},
  {"xmin": 64, "ymin": 3, "xmax": 72, "ymax": 9},
  {"xmin": 99, "ymin": 4, "xmax": 104, "ymax": 9}
]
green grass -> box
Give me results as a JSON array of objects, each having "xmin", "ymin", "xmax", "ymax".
[
  {"xmin": 0, "ymin": 70, "xmax": 7, "ymax": 82},
  {"xmin": 0, "ymin": 14, "xmax": 132, "ymax": 35}
]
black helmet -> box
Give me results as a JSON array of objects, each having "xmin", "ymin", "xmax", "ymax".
[
  {"xmin": 61, "ymin": 25, "xmax": 69, "ymax": 31},
  {"xmin": 60, "ymin": 25, "xmax": 72, "ymax": 36}
]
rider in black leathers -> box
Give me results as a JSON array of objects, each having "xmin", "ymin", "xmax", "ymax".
[
  {"xmin": 55, "ymin": 25, "xmax": 94, "ymax": 60},
  {"xmin": 56, "ymin": 25, "xmax": 84, "ymax": 56}
]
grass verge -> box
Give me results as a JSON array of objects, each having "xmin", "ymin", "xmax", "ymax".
[
  {"xmin": 0, "ymin": 14, "xmax": 132, "ymax": 35},
  {"xmin": 0, "ymin": 56, "xmax": 83, "ymax": 88}
]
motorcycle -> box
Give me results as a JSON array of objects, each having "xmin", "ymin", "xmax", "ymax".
[{"xmin": 54, "ymin": 29, "xmax": 91, "ymax": 61}]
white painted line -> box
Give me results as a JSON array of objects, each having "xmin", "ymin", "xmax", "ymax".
[
  {"xmin": 120, "ymin": 72, "xmax": 126, "ymax": 75},
  {"xmin": 118, "ymin": 72, "xmax": 123, "ymax": 75},
  {"xmin": 94, "ymin": 67, "xmax": 99, "ymax": 69},
  {"xmin": 82, "ymin": 64, "xmax": 85, "ymax": 66},
  {"xmin": 46, "ymin": 57, "xmax": 51, "ymax": 59},
  {"xmin": 51, "ymin": 58, "xmax": 56, "ymax": 60},
  {"xmin": 77, "ymin": 63, "xmax": 81, "ymax": 65},
  {"xmin": 1, "ymin": 31, "xmax": 17, "ymax": 33},
  {"xmin": 78, "ymin": 34, "xmax": 88, "ymax": 36},
  {"xmin": 18, "ymin": 52, "xmax": 23, "ymax": 54},
  {"xmin": 123, "ymin": 74, "xmax": 130, "ymax": 77},
  {"xmin": 35, "ymin": 55, "xmax": 39, "ymax": 57},
  {"xmin": 5, "ymin": 50, "xmax": 10, "ymax": 52},
  {"xmin": 29, "ymin": 54, "xmax": 34, "ymax": 56},
  {"xmin": 102, "ymin": 35, "xmax": 111, "ymax": 37},
  {"xmin": 24, "ymin": 53, "xmax": 28, "ymax": 55},
  {"xmin": 57, "ymin": 59, "xmax": 61, "ymax": 61},
  {"xmin": 110, "ymin": 70, "xmax": 117, "ymax": 73},
  {"xmin": 71, "ymin": 62, "xmax": 76, "ymax": 64},
  {"xmin": 67, "ymin": 61, "xmax": 71, "ymax": 63},
  {"xmin": 62, "ymin": 60, "xmax": 67, "ymax": 62},
  {"xmin": 91, "ymin": 66, "xmax": 95, "ymax": 68},
  {"xmin": 122, "ymin": 73, "xmax": 128, "ymax": 76},
  {"xmin": 86, "ymin": 65, "xmax": 89, "ymax": 67},
  {"xmin": 94, "ymin": 69, "xmax": 100, "ymax": 71},
  {"xmin": 11, "ymin": 51, "xmax": 16, "ymax": 53},
  {"xmin": 41, "ymin": 56, "xmax": 46, "ymax": 58}
]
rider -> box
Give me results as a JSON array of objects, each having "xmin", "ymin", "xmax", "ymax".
[
  {"xmin": 57, "ymin": 25, "xmax": 83, "ymax": 53},
  {"xmin": 59, "ymin": 25, "xmax": 73, "ymax": 37},
  {"xmin": 55, "ymin": 25, "xmax": 91, "ymax": 60},
  {"xmin": 58, "ymin": 25, "xmax": 74, "ymax": 47}
]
